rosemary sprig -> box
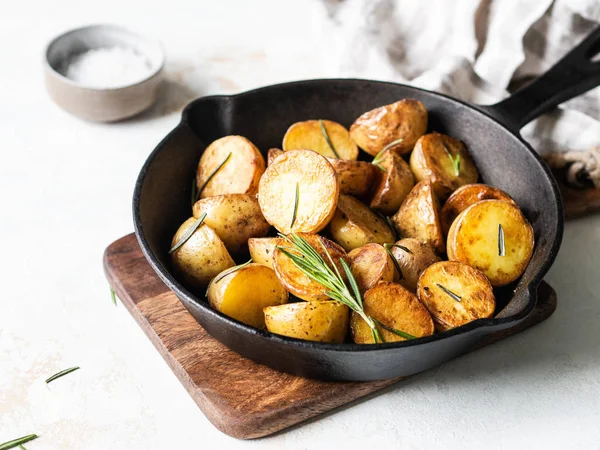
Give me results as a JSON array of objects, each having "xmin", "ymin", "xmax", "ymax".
[
  {"xmin": 290, "ymin": 183, "xmax": 299, "ymax": 228},
  {"xmin": 19, "ymin": 445, "xmax": 26, "ymax": 450},
  {"xmin": 196, "ymin": 152, "xmax": 232, "ymax": 200},
  {"xmin": 319, "ymin": 120, "xmax": 340, "ymax": 158},
  {"xmin": 371, "ymin": 138, "xmax": 405, "ymax": 172},
  {"xmin": 0, "ymin": 435, "xmax": 38, "ymax": 450},
  {"xmin": 213, "ymin": 259, "xmax": 252, "ymax": 285},
  {"xmin": 435, "ymin": 283, "xmax": 462, "ymax": 302},
  {"xmin": 110, "ymin": 287, "xmax": 117, "ymax": 306},
  {"xmin": 371, "ymin": 317, "xmax": 416, "ymax": 340},
  {"xmin": 385, "ymin": 243, "xmax": 412, "ymax": 254},
  {"xmin": 498, "ymin": 224, "xmax": 506, "ymax": 257},
  {"xmin": 442, "ymin": 143, "xmax": 461, "ymax": 176},
  {"xmin": 383, "ymin": 244, "xmax": 403, "ymax": 280},
  {"xmin": 45, "ymin": 367, "xmax": 80, "ymax": 384},
  {"xmin": 169, "ymin": 213, "xmax": 207, "ymax": 255}
]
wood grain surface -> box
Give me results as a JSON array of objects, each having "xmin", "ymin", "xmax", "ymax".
[{"xmin": 103, "ymin": 233, "xmax": 557, "ymax": 439}]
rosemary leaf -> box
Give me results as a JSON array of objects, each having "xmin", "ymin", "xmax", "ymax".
[
  {"xmin": 19, "ymin": 445, "xmax": 26, "ymax": 450},
  {"xmin": 383, "ymin": 245, "xmax": 403, "ymax": 281},
  {"xmin": 213, "ymin": 259, "xmax": 252, "ymax": 285},
  {"xmin": 110, "ymin": 287, "xmax": 117, "ymax": 306},
  {"xmin": 435, "ymin": 283, "xmax": 462, "ymax": 302},
  {"xmin": 197, "ymin": 153, "xmax": 232, "ymax": 198},
  {"xmin": 168, "ymin": 213, "xmax": 207, "ymax": 255},
  {"xmin": 374, "ymin": 163, "xmax": 387, "ymax": 173},
  {"xmin": 290, "ymin": 183, "xmax": 300, "ymax": 228},
  {"xmin": 45, "ymin": 367, "xmax": 80, "ymax": 384},
  {"xmin": 0, "ymin": 435, "xmax": 38, "ymax": 450},
  {"xmin": 442, "ymin": 143, "xmax": 460, "ymax": 176},
  {"xmin": 385, "ymin": 243, "xmax": 412, "ymax": 254},
  {"xmin": 371, "ymin": 317, "xmax": 416, "ymax": 340},
  {"xmin": 385, "ymin": 216, "xmax": 398, "ymax": 240},
  {"xmin": 498, "ymin": 223, "xmax": 506, "ymax": 257},
  {"xmin": 319, "ymin": 120, "xmax": 340, "ymax": 158}
]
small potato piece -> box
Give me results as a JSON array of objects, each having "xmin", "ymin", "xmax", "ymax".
[
  {"xmin": 329, "ymin": 195, "xmax": 396, "ymax": 252},
  {"xmin": 440, "ymin": 184, "xmax": 516, "ymax": 236},
  {"xmin": 264, "ymin": 301, "xmax": 349, "ymax": 343},
  {"xmin": 351, "ymin": 282, "xmax": 434, "ymax": 344},
  {"xmin": 170, "ymin": 218, "xmax": 235, "ymax": 290},
  {"xmin": 410, "ymin": 132, "xmax": 479, "ymax": 198},
  {"xmin": 447, "ymin": 200, "xmax": 534, "ymax": 287},
  {"xmin": 283, "ymin": 120, "xmax": 359, "ymax": 160},
  {"xmin": 370, "ymin": 150, "xmax": 415, "ymax": 215},
  {"xmin": 417, "ymin": 261, "xmax": 495, "ymax": 331},
  {"xmin": 208, "ymin": 263, "xmax": 288, "ymax": 329},
  {"xmin": 258, "ymin": 149, "xmax": 339, "ymax": 234},
  {"xmin": 267, "ymin": 148, "xmax": 284, "ymax": 165},
  {"xmin": 327, "ymin": 158, "xmax": 378, "ymax": 198},
  {"xmin": 248, "ymin": 237, "xmax": 281, "ymax": 269},
  {"xmin": 192, "ymin": 194, "xmax": 270, "ymax": 254},
  {"xmin": 349, "ymin": 99, "xmax": 428, "ymax": 156},
  {"xmin": 391, "ymin": 180, "xmax": 445, "ymax": 254},
  {"xmin": 348, "ymin": 243, "xmax": 396, "ymax": 294},
  {"xmin": 196, "ymin": 135, "xmax": 265, "ymax": 198},
  {"xmin": 389, "ymin": 238, "xmax": 441, "ymax": 292}
]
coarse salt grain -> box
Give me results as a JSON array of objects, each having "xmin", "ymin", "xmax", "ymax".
[{"xmin": 62, "ymin": 46, "xmax": 153, "ymax": 89}]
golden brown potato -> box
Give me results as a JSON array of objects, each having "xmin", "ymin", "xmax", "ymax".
[
  {"xmin": 267, "ymin": 148, "xmax": 284, "ymax": 165},
  {"xmin": 258, "ymin": 149, "xmax": 339, "ymax": 234},
  {"xmin": 264, "ymin": 301, "xmax": 349, "ymax": 343},
  {"xmin": 196, "ymin": 135, "xmax": 265, "ymax": 198},
  {"xmin": 348, "ymin": 243, "xmax": 396, "ymax": 294},
  {"xmin": 447, "ymin": 200, "xmax": 534, "ymax": 287},
  {"xmin": 170, "ymin": 217, "xmax": 235, "ymax": 290},
  {"xmin": 350, "ymin": 282, "xmax": 434, "ymax": 344},
  {"xmin": 327, "ymin": 158, "xmax": 378, "ymax": 198},
  {"xmin": 192, "ymin": 194, "xmax": 270, "ymax": 254},
  {"xmin": 208, "ymin": 263, "xmax": 288, "ymax": 329},
  {"xmin": 273, "ymin": 233, "xmax": 348, "ymax": 301},
  {"xmin": 417, "ymin": 261, "xmax": 495, "ymax": 331},
  {"xmin": 389, "ymin": 238, "xmax": 441, "ymax": 292},
  {"xmin": 248, "ymin": 237, "xmax": 281, "ymax": 270},
  {"xmin": 369, "ymin": 150, "xmax": 415, "ymax": 215},
  {"xmin": 283, "ymin": 119, "xmax": 359, "ymax": 160},
  {"xmin": 440, "ymin": 184, "xmax": 516, "ymax": 236},
  {"xmin": 329, "ymin": 194, "xmax": 396, "ymax": 252},
  {"xmin": 391, "ymin": 180, "xmax": 445, "ymax": 254},
  {"xmin": 349, "ymin": 99, "xmax": 428, "ymax": 156},
  {"xmin": 410, "ymin": 132, "xmax": 479, "ymax": 198}
]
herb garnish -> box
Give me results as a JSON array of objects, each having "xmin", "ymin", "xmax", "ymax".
[
  {"xmin": 45, "ymin": 367, "xmax": 80, "ymax": 384},
  {"xmin": 212, "ymin": 259, "xmax": 252, "ymax": 285},
  {"xmin": 383, "ymin": 244, "xmax": 403, "ymax": 280},
  {"xmin": 196, "ymin": 152, "xmax": 232, "ymax": 200},
  {"xmin": 385, "ymin": 243, "xmax": 412, "ymax": 254},
  {"xmin": 0, "ymin": 434, "xmax": 38, "ymax": 450},
  {"xmin": 435, "ymin": 283, "xmax": 462, "ymax": 302},
  {"xmin": 442, "ymin": 143, "xmax": 461, "ymax": 176},
  {"xmin": 498, "ymin": 223, "xmax": 506, "ymax": 257},
  {"xmin": 168, "ymin": 213, "xmax": 207, "ymax": 255},
  {"xmin": 110, "ymin": 287, "xmax": 117, "ymax": 306},
  {"xmin": 319, "ymin": 120, "xmax": 340, "ymax": 158},
  {"xmin": 290, "ymin": 183, "xmax": 299, "ymax": 228},
  {"xmin": 371, "ymin": 317, "xmax": 416, "ymax": 340}
]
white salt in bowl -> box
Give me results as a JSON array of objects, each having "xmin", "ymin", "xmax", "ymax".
[{"xmin": 45, "ymin": 24, "xmax": 164, "ymax": 122}]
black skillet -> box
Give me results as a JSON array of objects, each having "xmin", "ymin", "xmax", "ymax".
[{"xmin": 133, "ymin": 28, "xmax": 600, "ymax": 381}]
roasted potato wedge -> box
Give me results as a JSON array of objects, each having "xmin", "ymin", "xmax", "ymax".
[
  {"xmin": 351, "ymin": 282, "xmax": 434, "ymax": 344},
  {"xmin": 327, "ymin": 158, "xmax": 378, "ymax": 198},
  {"xmin": 389, "ymin": 238, "xmax": 441, "ymax": 292},
  {"xmin": 329, "ymin": 194, "xmax": 396, "ymax": 252},
  {"xmin": 248, "ymin": 237, "xmax": 281, "ymax": 270},
  {"xmin": 170, "ymin": 218, "xmax": 235, "ymax": 290},
  {"xmin": 264, "ymin": 301, "xmax": 349, "ymax": 343},
  {"xmin": 447, "ymin": 200, "xmax": 534, "ymax": 287},
  {"xmin": 410, "ymin": 132, "xmax": 479, "ymax": 198},
  {"xmin": 348, "ymin": 243, "xmax": 396, "ymax": 294},
  {"xmin": 208, "ymin": 263, "xmax": 288, "ymax": 329},
  {"xmin": 273, "ymin": 233, "xmax": 348, "ymax": 301},
  {"xmin": 258, "ymin": 149, "xmax": 339, "ymax": 234},
  {"xmin": 267, "ymin": 148, "xmax": 284, "ymax": 165},
  {"xmin": 283, "ymin": 119, "xmax": 359, "ymax": 160},
  {"xmin": 370, "ymin": 150, "xmax": 415, "ymax": 215},
  {"xmin": 417, "ymin": 261, "xmax": 495, "ymax": 330},
  {"xmin": 349, "ymin": 99, "xmax": 428, "ymax": 156},
  {"xmin": 391, "ymin": 180, "xmax": 445, "ymax": 254},
  {"xmin": 196, "ymin": 135, "xmax": 265, "ymax": 198},
  {"xmin": 440, "ymin": 184, "xmax": 516, "ymax": 236},
  {"xmin": 192, "ymin": 194, "xmax": 270, "ymax": 254}
]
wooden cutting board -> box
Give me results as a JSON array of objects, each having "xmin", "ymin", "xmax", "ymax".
[{"xmin": 103, "ymin": 233, "xmax": 557, "ymax": 439}]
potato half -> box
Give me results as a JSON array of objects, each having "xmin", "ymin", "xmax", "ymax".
[
  {"xmin": 192, "ymin": 194, "xmax": 270, "ymax": 254},
  {"xmin": 329, "ymin": 194, "xmax": 396, "ymax": 252},
  {"xmin": 389, "ymin": 238, "xmax": 441, "ymax": 292},
  {"xmin": 349, "ymin": 99, "xmax": 428, "ymax": 156},
  {"xmin": 410, "ymin": 132, "xmax": 479, "ymax": 198},
  {"xmin": 267, "ymin": 148, "xmax": 284, "ymax": 165},
  {"xmin": 447, "ymin": 200, "xmax": 534, "ymax": 287},
  {"xmin": 273, "ymin": 233, "xmax": 348, "ymax": 301},
  {"xmin": 196, "ymin": 135, "xmax": 265, "ymax": 198},
  {"xmin": 350, "ymin": 282, "xmax": 434, "ymax": 344},
  {"xmin": 369, "ymin": 150, "xmax": 415, "ymax": 215},
  {"xmin": 283, "ymin": 120, "xmax": 359, "ymax": 160},
  {"xmin": 440, "ymin": 184, "xmax": 516, "ymax": 236},
  {"xmin": 348, "ymin": 243, "xmax": 396, "ymax": 294},
  {"xmin": 248, "ymin": 237, "xmax": 281, "ymax": 270},
  {"xmin": 258, "ymin": 149, "xmax": 339, "ymax": 234},
  {"xmin": 417, "ymin": 261, "xmax": 495, "ymax": 331},
  {"xmin": 327, "ymin": 158, "xmax": 378, "ymax": 198},
  {"xmin": 208, "ymin": 263, "xmax": 288, "ymax": 329},
  {"xmin": 264, "ymin": 301, "xmax": 349, "ymax": 343},
  {"xmin": 391, "ymin": 180, "xmax": 445, "ymax": 254},
  {"xmin": 170, "ymin": 218, "xmax": 235, "ymax": 290}
]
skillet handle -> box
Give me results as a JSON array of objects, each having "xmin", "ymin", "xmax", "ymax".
[{"xmin": 477, "ymin": 26, "xmax": 600, "ymax": 132}]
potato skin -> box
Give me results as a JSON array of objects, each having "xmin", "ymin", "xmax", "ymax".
[
  {"xmin": 417, "ymin": 261, "xmax": 495, "ymax": 331},
  {"xmin": 192, "ymin": 194, "xmax": 270, "ymax": 254},
  {"xmin": 350, "ymin": 282, "xmax": 434, "ymax": 344},
  {"xmin": 267, "ymin": 148, "xmax": 284, "ymax": 165},
  {"xmin": 349, "ymin": 99, "xmax": 428, "ymax": 156},
  {"xmin": 248, "ymin": 237, "xmax": 281, "ymax": 269},
  {"xmin": 389, "ymin": 238, "xmax": 441, "ymax": 292},
  {"xmin": 440, "ymin": 184, "xmax": 516, "ymax": 236},
  {"xmin": 208, "ymin": 263, "xmax": 288, "ymax": 329},
  {"xmin": 369, "ymin": 150, "xmax": 415, "ymax": 215},
  {"xmin": 258, "ymin": 149, "xmax": 339, "ymax": 234},
  {"xmin": 170, "ymin": 218, "xmax": 235, "ymax": 290},
  {"xmin": 283, "ymin": 120, "xmax": 359, "ymax": 160},
  {"xmin": 410, "ymin": 132, "xmax": 479, "ymax": 199},
  {"xmin": 329, "ymin": 194, "xmax": 396, "ymax": 252},
  {"xmin": 391, "ymin": 180, "xmax": 445, "ymax": 254},
  {"xmin": 196, "ymin": 135, "xmax": 265, "ymax": 198},
  {"xmin": 327, "ymin": 158, "xmax": 378, "ymax": 198},
  {"xmin": 447, "ymin": 200, "xmax": 534, "ymax": 287},
  {"xmin": 348, "ymin": 243, "xmax": 396, "ymax": 294},
  {"xmin": 264, "ymin": 301, "xmax": 349, "ymax": 343}
]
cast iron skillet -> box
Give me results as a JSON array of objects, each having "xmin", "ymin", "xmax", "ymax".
[{"xmin": 134, "ymin": 28, "xmax": 600, "ymax": 381}]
